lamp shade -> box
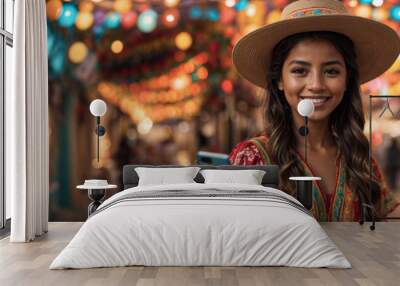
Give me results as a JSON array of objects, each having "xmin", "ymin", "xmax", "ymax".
[
  {"xmin": 297, "ymin": 99, "xmax": 314, "ymax": 117},
  {"xmin": 90, "ymin": 99, "xmax": 107, "ymax": 117}
]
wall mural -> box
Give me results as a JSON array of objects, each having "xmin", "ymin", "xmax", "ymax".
[{"xmin": 46, "ymin": 0, "xmax": 400, "ymax": 221}]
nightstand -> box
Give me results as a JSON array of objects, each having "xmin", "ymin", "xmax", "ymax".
[
  {"xmin": 289, "ymin": 176, "xmax": 321, "ymax": 210},
  {"xmin": 77, "ymin": 182, "xmax": 117, "ymax": 217}
]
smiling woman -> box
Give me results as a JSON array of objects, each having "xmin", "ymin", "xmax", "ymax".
[{"xmin": 229, "ymin": 0, "xmax": 400, "ymax": 222}]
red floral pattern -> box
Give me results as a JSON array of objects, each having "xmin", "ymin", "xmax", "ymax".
[{"xmin": 229, "ymin": 140, "xmax": 265, "ymax": 165}]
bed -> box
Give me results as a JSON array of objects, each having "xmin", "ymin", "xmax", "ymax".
[{"xmin": 50, "ymin": 165, "xmax": 351, "ymax": 269}]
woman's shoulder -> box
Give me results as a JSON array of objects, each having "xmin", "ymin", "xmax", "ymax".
[{"xmin": 229, "ymin": 135, "xmax": 272, "ymax": 165}]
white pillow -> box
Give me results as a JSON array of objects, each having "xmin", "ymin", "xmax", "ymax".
[
  {"xmin": 135, "ymin": 167, "xmax": 201, "ymax": 186},
  {"xmin": 200, "ymin": 169, "xmax": 266, "ymax": 185}
]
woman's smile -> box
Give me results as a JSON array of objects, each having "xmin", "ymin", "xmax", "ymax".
[{"xmin": 299, "ymin": 96, "xmax": 333, "ymax": 108}]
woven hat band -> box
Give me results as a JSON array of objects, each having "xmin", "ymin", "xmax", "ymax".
[
  {"xmin": 281, "ymin": 0, "xmax": 349, "ymax": 19},
  {"xmin": 288, "ymin": 7, "xmax": 338, "ymax": 18}
]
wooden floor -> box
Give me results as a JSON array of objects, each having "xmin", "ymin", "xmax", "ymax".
[{"xmin": 0, "ymin": 222, "xmax": 399, "ymax": 286}]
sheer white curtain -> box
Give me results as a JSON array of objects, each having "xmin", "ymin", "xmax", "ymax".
[{"xmin": 6, "ymin": 0, "xmax": 49, "ymax": 242}]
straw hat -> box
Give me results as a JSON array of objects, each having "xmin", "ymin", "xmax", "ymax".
[{"xmin": 232, "ymin": 0, "xmax": 400, "ymax": 88}]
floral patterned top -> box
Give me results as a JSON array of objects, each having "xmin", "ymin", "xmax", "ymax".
[{"xmin": 229, "ymin": 135, "xmax": 399, "ymax": 221}]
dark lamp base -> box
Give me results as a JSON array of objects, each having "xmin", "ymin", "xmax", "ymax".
[
  {"xmin": 87, "ymin": 189, "xmax": 106, "ymax": 217},
  {"xmin": 296, "ymin": 180, "xmax": 313, "ymax": 210}
]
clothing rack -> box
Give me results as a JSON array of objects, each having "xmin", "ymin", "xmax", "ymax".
[{"xmin": 368, "ymin": 95, "xmax": 400, "ymax": 230}]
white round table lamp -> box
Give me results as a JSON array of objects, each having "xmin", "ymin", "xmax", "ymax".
[
  {"xmin": 90, "ymin": 99, "xmax": 107, "ymax": 117},
  {"xmin": 89, "ymin": 99, "xmax": 107, "ymax": 162},
  {"xmin": 297, "ymin": 99, "xmax": 314, "ymax": 117}
]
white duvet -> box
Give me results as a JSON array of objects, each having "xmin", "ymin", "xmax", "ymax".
[{"xmin": 50, "ymin": 183, "xmax": 351, "ymax": 269}]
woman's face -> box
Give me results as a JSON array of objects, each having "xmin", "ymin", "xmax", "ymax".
[{"xmin": 278, "ymin": 39, "xmax": 347, "ymax": 122}]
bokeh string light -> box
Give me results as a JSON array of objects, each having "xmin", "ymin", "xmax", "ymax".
[
  {"xmin": 57, "ymin": 3, "xmax": 78, "ymax": 27},
  {"xmin": 47, "ymin": 0, "xmax": 400, "ymax": 122},
  {"xmin": 175, "ymin": 32, "xmax": 193, "ymax": 51},
  {"xmin": 137, "ymin": 9, "xmax": 158, "ymax": 33},
  {"xmin": 110, "ymin": 40, "xmax": 124, "ymax": 54},
  {"xmin": 47, "ymin": 1, "xmax": 400, "ymax": 32},
  {"xmin": 46, "ymin": 0, "xmax": 63, "ymax": 21},
  {"xmin": 76, "ymin": 11, "xmax": 94, "ymax": 30},
  {"xmin": 68, "ymin": 41, "xmax": 88, "ymax": 64}
]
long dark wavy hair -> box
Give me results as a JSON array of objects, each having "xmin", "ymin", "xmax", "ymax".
[{"xmin": 265, "ymin": 31, "xmax": 380, "ymax": 206}]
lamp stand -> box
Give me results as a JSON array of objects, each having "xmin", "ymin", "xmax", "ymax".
[
  {"xmin": 304, "ymin": 116, "xmax": 308, "ymax": 164},
  {"xmin": 96, "ymin": 117, "xmax": 100, "ymax": 162},
  {"xmin": 298, "ymin": 117, "xmax": 309, "ymax": 165},
  {"xmin": 94, "ymin": 116, "xmax": 106, "ymax": 163}
]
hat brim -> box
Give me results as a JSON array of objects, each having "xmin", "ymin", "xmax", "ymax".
[{"xmin": 232, "ymin": 14, "xmax": 400, "ymax": 88}]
